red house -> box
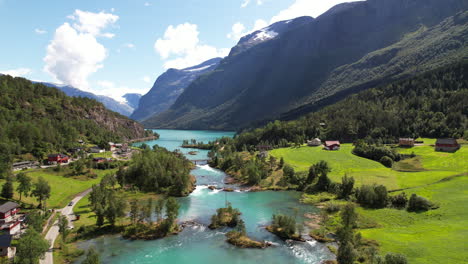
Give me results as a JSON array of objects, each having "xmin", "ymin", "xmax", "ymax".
[
  {"xmin": 0, "ymin": 202, "xmax": 19, "ymax": 223},
  {"xmin": 435, "ymin": 139, "xmax": 460, "ymax": 152},
  {"xmin": 0, "ymin": 202, "xmax": 20, "ymax": 236},
  {"xmin": 324, "ymin": 141, "xmax": 341, "ymax": 150},
  {"xmin": 48, "ymin": 154, "xmax": 69, "ymax": 164}
]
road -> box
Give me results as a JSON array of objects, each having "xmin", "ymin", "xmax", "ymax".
[{"xmin": 40, "ymin": 188, "xmax": 93, "ymax": 264}]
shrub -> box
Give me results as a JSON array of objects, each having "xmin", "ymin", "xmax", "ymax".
[
  {"xmin": 407, "ymin": 194, "xmax": 432, "ymax": 212},
  {"xmin": 324, "ymin": 202, "xmax": 341, "ymax": 213},
  {"xmin": 356, "ymin": 184, "xmax": 388, "ymax": 208},
  {"xmin": 380, "ymin": 156, "xmax": 393, "ymax": 168},
  {"xmin": 390, "ymin": 192, "xmax": 408, "ymax": 208},
  {"xmin": 384, "ymin": 253, "xmax": 408, "ymax": 264}
]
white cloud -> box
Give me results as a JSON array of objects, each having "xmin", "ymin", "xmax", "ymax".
[
  {"xmin": 43, "ymin": 10, "xmax": 119, "ymax": 92},
  {"xmin": 227, "ymin": 19, "xmax": 268, "ymax": 41},
  {"xmin": 154, "ymin": 23, "xmax": 229, "ymax": 69},
  {"xmin": 271, "ymin": 0, "xmax": 362, "ymax": 23},
  {"xmin": 144, "ymin": 2, "xmax": 151, "ymax": 7},
  {"xmin": 124, "ymin": 43, "xmax": 135, "ymax": 49},
  {"xmin": 96, "ymin": 80, "xmax": 148, "ymax": 102},
  {"xmin": 241, "ymin": 0, "xmax": 264, "ymax": 8},
  {"xmin": 35, "ymin": 28, "xmax": 47, "ymax": 35},
  {"xmin": 0, "ymin": 68, "xmax": 32, "ymax": 77},
  {"xmin": 227, "ymin": 22, "xmax": 246, "ymax": 40},
  {"xmin": 68, "ymin": 9, "xmax": 118, "ymax": 38},
  {"xmin": 142, "ymin": 76, "xmax": 151, "ymax": 83}
]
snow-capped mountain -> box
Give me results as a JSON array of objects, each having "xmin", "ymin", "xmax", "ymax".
[
  {"xmin": 229, "ymin": 16, "xmax": 314, "ymax": 56},
  {"xmin": 130, "ymin": 57, "xmax": 222, "ymax": 121}
]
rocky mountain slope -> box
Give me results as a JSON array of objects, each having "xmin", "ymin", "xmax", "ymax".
[
  {"xmin": 131, "ymin": 58, "xmax": 222, "ymax": 121},
  {"xmin": 39, "ymin": 82, "xmax": 135, "ymax": 117},
  {"xmin": 144, "ymin": 0, "xmax": 468, "ymax": 130}
]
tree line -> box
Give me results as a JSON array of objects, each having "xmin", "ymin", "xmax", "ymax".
[{"xmin": 229, "ymin": 61, "xmax": 467, "ymax": 150}]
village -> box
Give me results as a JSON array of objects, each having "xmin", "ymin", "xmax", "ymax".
[{"xmin": 1, "ymin": 140, "xmax": 137, "ymax": 261}]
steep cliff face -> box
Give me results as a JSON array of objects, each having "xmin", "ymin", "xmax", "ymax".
[
  {"xmin": 131, "ymin": 58, "xmax": 222, "ymax": 121},
  {"xmin": 82, "ymin": 104, "xmax": 146, "ymax": 141},
  {"xmin": 143, "ymin": 0, "xmax": 468, "ymax": 130}
]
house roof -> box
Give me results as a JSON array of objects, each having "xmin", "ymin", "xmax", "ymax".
[
  {"xmin": 0, "ymin": 235, "xmax": 12, "ymax": 247},
  {"xmin": 436, "ymin": 138, "xmax": 458, "ymax": 145},
  {"xmin": 0, "ymin": 202, "xmax": 18, "ymax": 214},
  {"xmin": 399, "ymin": 138, "xmax": 414, "ymax": 141},
  {"xmin": 48, "ymin": 154, "xmax": 67, "ymax": 158},
  {"xmin": 325, "ymin": 141, "xmax": 340, "ymax": 146}
]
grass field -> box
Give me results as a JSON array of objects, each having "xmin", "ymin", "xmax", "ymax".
[
  {"xmin": 270, "ymin": 142, "xmax": 467, "ymax": 191},
  {"xmin": 3, "ymin": 168, "xmax": 116, "ymax": 209},
  {"xmin": 272, "ymin": 140, "xmax": 467, "ymax": 264}
]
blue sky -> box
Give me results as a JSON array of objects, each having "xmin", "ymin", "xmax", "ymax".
[{"xmin": 0, "ymin": 0, "xmax": 360, "ymax": 101}]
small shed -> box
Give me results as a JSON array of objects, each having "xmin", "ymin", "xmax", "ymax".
[
  {"xmin": 435, "ymin": 139, "xmax": 460, "ymax": 152},
  {"xmin": 0, "ymin": 235, "xmax": 15, "ymax": 259},
  {"xmin": 48, "ymin": 154, "xmax": 69, "ymax": 164},
  {"xmin": 324, "ymin": 141, "xmax": 341, "ymax": 151},
  {"xmin": 307, "ymin": 138, "xmax": 322, "ymax": 147},
  {"xmin": 89, "ymin": 147, "xmax": 105, "ymax": 154},
  {"xmin": 399, "ymin": 138, "xmax": 415, "ymax": 147}
]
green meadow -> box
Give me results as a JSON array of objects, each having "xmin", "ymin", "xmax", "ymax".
[
  {"xmin": 3, "ymin": 168, "xmax": 115, "ymax": 209},
  {"xmin": 271, "ymin": 141, "xmax": 467, "ymax": 264}
]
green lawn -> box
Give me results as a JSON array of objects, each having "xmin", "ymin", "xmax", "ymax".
[
  {"xmin": 272, "ymin": 140, "xmax": 467, "ymax": 263},
  {"xmin": 6, "ymin": 168, "xmax": 116, "ymax": 209},
  {"xmin": 271, "ymin": 142, "xmax": 467, "ymax": 191},
  {"xmin": 359, "ymin": 175, "xmax": 468, "ymax": 264}
]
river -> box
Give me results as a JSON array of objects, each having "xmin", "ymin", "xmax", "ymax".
[{"xmin": 76, "ymin": 129, "xmax": 334, "ymax": 264}]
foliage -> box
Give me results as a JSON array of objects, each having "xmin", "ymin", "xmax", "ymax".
[
  {"xmin": 31, "ymin": 176, "xmax": 51, "ymax": 209},
  {"xmin": 229, "ymin": 62, "xmax": 467, "ymax": 149},
  {"xmin": 407, "ymin": 194, "xmax": 433, "ymax": 212},
  {"xmin": 356, "ymin": 184, "xmax": 388, "ymax": 209},
  {"xmin": 118, "ymin": 147, "xmax": 193, "ymax": 196},
  {"xmin": 390, "ymin": 193, "xmax": 408, "ymax": 209},
  {"xmin": 0, "ymin": 75, "xmax": 144, "ymax": 174},
  {"xmin": 16, "ymin": 172, "xmax": 32, "ymax": 201},
  {"xmin": 353, "ymin": 142, "xmax": 400, "ymax": 164},
  {"xmin": 58, "ymin": 214, "xmax": 69, "ymax": 243},
  {"xmin": 15, "ymin": 229, "xmax": 50, "ymax": 264},
  {"xmin": 209, "ymin": 203, "xmax": 242, "ymax": 229},
  {"xmin": 1, "ymin": 175, "xmax": 14, "ymax": 199},
  {"xmin": 269, "ymin": 214, "xmax": 297, "ymax": 240},
  {"xmin": 82, "ymin": 247, "xmax": 100, "ymax": 264},
  {"xmin": 89, "ymin": 178, "xmax": 126, "ymax": 226},
  {"xmin": 339, "ymin": 175, "xmax": 355, "ymax": 200}
]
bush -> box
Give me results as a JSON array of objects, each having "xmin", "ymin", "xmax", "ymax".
[
  {"xmin": 407, "ymin": 194, "xmax": 433, "ymax": 212},
  {"xmin": 390, "ymin": 192, "xmax": 408, "ymax": 208},
  {"xmin": 324, "ymin": 202, "xmax": 341, "ymax": 213},
  {"xmin": 380, "ymin": 156, "xmax": 393, "ymax": 168},
  {"xmin": 356, "ymin": 184, "xmax": 388, "ymax": 208},
  {"xmin": 384, "ymin": 253, "xmax": 408, "ymax": 264}
]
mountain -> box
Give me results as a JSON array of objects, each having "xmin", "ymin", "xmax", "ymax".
[
  {"xmin": 39, "ymin": 82, "xmax": 134, "ymax": 117},
  {"xmin": 144, "ymin": 0, "xmax": 468, "ymax": 130},
  {"xmin": 231, "ymin": 61, "xmax": 468, "ymax": 148},
  {"xmin": 123, "ymin": 93, "xmax": 142, "ymax": 109},
  {"xmin": 0, "ymin": 75, "xmax": 147, "ymax": 174},
  {"xmin": 131, "ymin": 58, "xmax": 222, "ymax": 121}
]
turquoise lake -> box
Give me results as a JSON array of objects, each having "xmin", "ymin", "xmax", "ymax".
[{"xmin": 77, "ymin": 129, "xmax": 334, "ymax": 264}]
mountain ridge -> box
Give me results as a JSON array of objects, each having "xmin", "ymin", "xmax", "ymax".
[{"xmin": 143, "ymin": 0, "xmax": 468, "ymax": 130}]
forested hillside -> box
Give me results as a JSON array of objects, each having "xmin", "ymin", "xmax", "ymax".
[
  {"xmin": 0, "ymin": 75, "xmax": 146, "ymax": 175},
  {"xmin": 232, "ymin": 61, "xmax": 468, "ymax": 149}
]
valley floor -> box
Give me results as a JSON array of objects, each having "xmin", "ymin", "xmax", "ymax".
[{"xmin": 271, "ymin": 140, "xmax": 467, "ymax": 264}]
